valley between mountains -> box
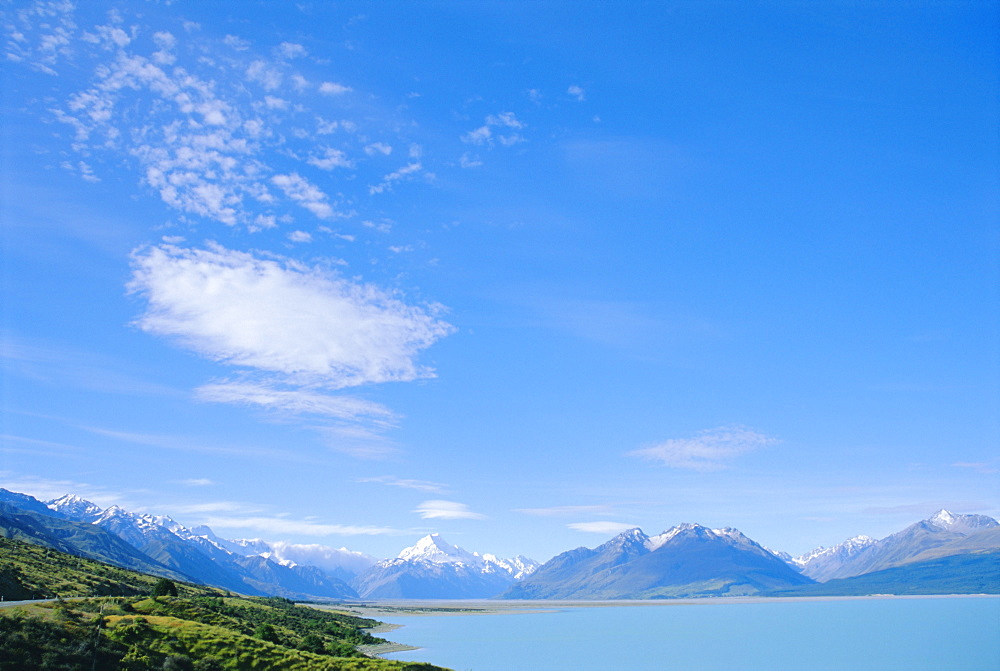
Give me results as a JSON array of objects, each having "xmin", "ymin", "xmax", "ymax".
[{"xmin": 0, "ymin": 488, "xmax": 997, "ymax": 601}]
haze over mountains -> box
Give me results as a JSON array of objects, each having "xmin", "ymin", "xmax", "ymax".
[{"xmin": 0, "ymin": 488, "xmax": 996, "ymax": 600}]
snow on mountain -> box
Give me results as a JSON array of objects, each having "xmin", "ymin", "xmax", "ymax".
[
  {"xmin": 927, "ymin": 509, "xmax": 998, "ymax": 535},
  {"xmin": 504, "ymin": 522, "xmax": 813, "ymax": 600},
  {"xmin": 794, "ymin": 535, "xmax": 877, "ymax": 567},
  {"xmin": 397, "ymin": 533, "xmax": 482, "ymax": 565},
  {"xmin": 47, "ymin": 494, "xmax": 103, "ymax": 522},
  {"xmin": 352, "ymin": 534, "xmax": 539, "ymax": 598},
  {"xmin": 644, "ymin": 523, "xmax": 769, "ymax": 555},
  {"xmin": 795, "ymin": 509, "xmax": 999, "ymax": 582}
]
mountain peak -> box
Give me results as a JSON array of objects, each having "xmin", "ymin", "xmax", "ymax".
[
  {"xmin": 929, "ymin": 509, "xmax": 957, "ymax": 527},
  {"xmin": 397, "ymin": 534, "xmax": 479, "ymax": 564},
  {"xmin": 926, "ymin": 509, "xmax": 998, "ymax": 534},
  {"xmin": 48, "ymin": 494, "xmax": 103, "ymax": 521}
]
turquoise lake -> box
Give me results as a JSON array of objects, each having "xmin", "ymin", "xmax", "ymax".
[{"xmin": 380, "ymin": 597, "xmax": 1000, "ymax": 670}]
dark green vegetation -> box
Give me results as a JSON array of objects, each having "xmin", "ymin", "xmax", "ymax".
[
  {"xmin": 0, "ymin": 535, "xmax": 216, "ymax": 601},
  {"xmin": 0, "ymin": 536, "xmax": 447, "ymax": 670},
  {"xmin": 0, "ymin": 596, "xmax": 446, "ymax": 670},
  {"xmin": 766, "ymin": 551, "xmax": 1000, "ymax": 597}
]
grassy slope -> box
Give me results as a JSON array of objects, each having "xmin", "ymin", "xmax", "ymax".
[
  {"xmin": 0, "ymin": 536, "xmax": 447, "ymax": 670},
  {"xmin": 0, "ymin": 535, "xmax": 221, "ymax": 601}
]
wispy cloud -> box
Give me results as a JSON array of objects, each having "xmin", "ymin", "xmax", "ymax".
[
  {"xmin": 567, "ymin": 84, "xmax": 586, "ymax": 101},
  {"xmin": 0, "ymin": 334, "xmax": 180, "ymax": 398},
  {"xmin": 413, "ymin": 500, "xmax": 486, "ymax": 520},
  {"xmin": 629, "ymin": 426, "xmax": 777, "ymax": 471},
  {"xmin": 358, "ymin": 476, "xmax": 447, "ymax": 493},
  {"xmin": 0, "ymin": 472, "xmax": 122, "ymax": 508},
  {"xmin": 198, "ymin": 515, "xmax": 405, "ymax": 537},
  {"xmin": 78, "ymin": 425, "xmax": 304, "ymax": 461},
  {"xmin": 369, "ymin": 162, "xmax": 424, "ymax": 195},
  {"xmin": 568, "ymin": 521, "xmax": 636, "ymax": 535},
  {"xmin": 179, "ymin": 478, "xmax": 215, "ymax": 487}
]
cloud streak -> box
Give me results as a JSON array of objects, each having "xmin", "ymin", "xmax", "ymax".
[
  {"xmin": 629, "ymin": 426, "xmax": 777, "ymax": 471},
  {"xmin": 413, "ymin": 500, "xmax": 486, "ymax": 520}
]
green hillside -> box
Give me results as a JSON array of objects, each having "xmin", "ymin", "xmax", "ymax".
[
  {"xmin": 0, "ymin": 536, "xmax": 447, "ymax": 670},
  {"xmin": 0, "ymin": 535, "xmax": 220, "ymax": 601}
]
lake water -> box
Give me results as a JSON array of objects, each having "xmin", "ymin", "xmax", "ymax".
[{"xmin": 380, "ymin": 597, "xmax": 1000, "ymax": 670}]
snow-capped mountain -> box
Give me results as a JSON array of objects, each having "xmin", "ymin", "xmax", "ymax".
[
  {"xmin": 795, "ymin": 509, "xmax": 999, "ymax": 582},
  {"xmin": 926, "ymin": 509, "xmax": 997, "ymax": 535},
  {"xmin": 351, "ymin": 534, "xmax": 539, "ymax": 599},
  {"xmin": 792, "ymin": 535, "xmax": 877, "ymax": 581},
  {"xmin": 47, "ymin": 494, "xmax": 103, "ymax": 522},
  {"xmin": 504, "ymin": 523, "xmax": 813, "ymax": 600},
  {"xmin": 4, "ymin": 491, "xmax": 359, "ymax": 600}
]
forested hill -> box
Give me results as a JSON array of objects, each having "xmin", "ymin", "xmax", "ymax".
[{"xmin": 0, "ymin": 536, "xmax": 447, "ymax": 670}]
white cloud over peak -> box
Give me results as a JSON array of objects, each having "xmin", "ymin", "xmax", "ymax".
[
  {"xmin": 128, "ymin": 243, "xmax": 454, "ymax": 389},
  {"xmin": 629, "ymin": 426, "xmax": 777, "ymax": 471},
  {"xmin": 414, "ymin": 500, "xmax": 486, "ymax": 520},
  {"xmin": 568, "ymin": 521, "xmax": 637, "ymax": 535},
  {"xmin": 265, "ymin": 541, "xmax": 376, "ymax": 573}
]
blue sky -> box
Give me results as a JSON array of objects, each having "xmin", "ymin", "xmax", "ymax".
[{"xmin": 1, "ymin": 0, "xmax": 997, "ymax": 562}]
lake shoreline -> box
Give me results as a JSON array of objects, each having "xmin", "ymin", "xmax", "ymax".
[
  {"xmin": 342, "ymin": 596, "xmax": 1000, "ymax": 670},
  {"xmin": 324, "ymin": 592, "xmax": 1000, "ymax": 620}
]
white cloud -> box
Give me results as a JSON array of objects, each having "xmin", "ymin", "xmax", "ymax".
[
  {"xmin": 485, "ymin": 112, "xmax": 525, "ymax": 129},
  {"xmin": 414, "ymin": 500, "xmax": 486, "ymax": 520},
  {"xmin": 266, "ymin": 541, "xmax": 376, "ymax": 573},
  {"xmin": 462, "ymin": 113, "xmax": 526, "ymax": 148},
  {"xmin": 459, "ymin": 153, "xmax": 483, "ymax": 169},
  {"xmin": 195, "ymin": 381, "xmax": 397, "ymax": 427},
  {"xmin": 461, "ymin": 125, "xmax": 491, "ymax": 146},
  {"xmin": 198, "ymin": 515, "xmax": 404, "ymax": 537},
  {"xmin": 128, "ymin": 243, "xmax": 454, "ymax": 389},
  {"xmin": 629, "ymin": 426, "xmax": 777, "ymax": 471},
  {"xmin": 246, "ymin": 59, "xmax": 282, "ymax": 90},
  {"xmin": 364, "ymin": 142, "xmax": 392, "ymax": 156},
  {"xmin": 287, "ymin": 230, "xmax": 312, "ymax": 243},
  {"xmin": 369, "ymin": 162, "xmax": 423, "ymax": 194},
  {"xmin": 181, "ymin": 478, "xmax": 214, "ymax": 486},
  {"xmin": 307, "ymin": 147, "xmax": 352, "ymax": 170},
  {"xmin": 223, "ymin": 34, "xmax": 250, "ymax": 51},
  {"xmin": 271, "ymin": 172, "xmax": 336, "ymax": 219},
  {"xmin": 568, "ymin": 521, "xmax": 637, "ymax": 535},
  {"xmin": 276, "ymin": 42, "xmax": 307, "ymax": 59},
  {"xmin": 568, "ymin": 84, "xmax": 586, "ymax": 101},
  {"xmin": 358, "ymin": 476, "xmax": 446, "ymax": 493},
  {"xmin": 319, "ymin": 81, "xmax": 351, "ymax": 95}
]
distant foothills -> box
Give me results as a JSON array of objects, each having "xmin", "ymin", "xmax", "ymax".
[{"xmin": 0, "ymin": 488, "xmax": 997, "ymax": 601}]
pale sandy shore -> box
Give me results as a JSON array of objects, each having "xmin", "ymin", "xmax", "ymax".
[{"xmin": 315, "ymin": 592, "xmax": 999, "ymax": 621}]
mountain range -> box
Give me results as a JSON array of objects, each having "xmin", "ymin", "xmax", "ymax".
[
  {"xmin": 0, "ymin": 489, "xmax": 536, "ymax": 600},
  {"xmin": 0, "ymin": 487, "xmax": 996, "ymax": 600},
  {"xmin": 504, "ymin": 524, "xmax": 814, "ymax": 599}
]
